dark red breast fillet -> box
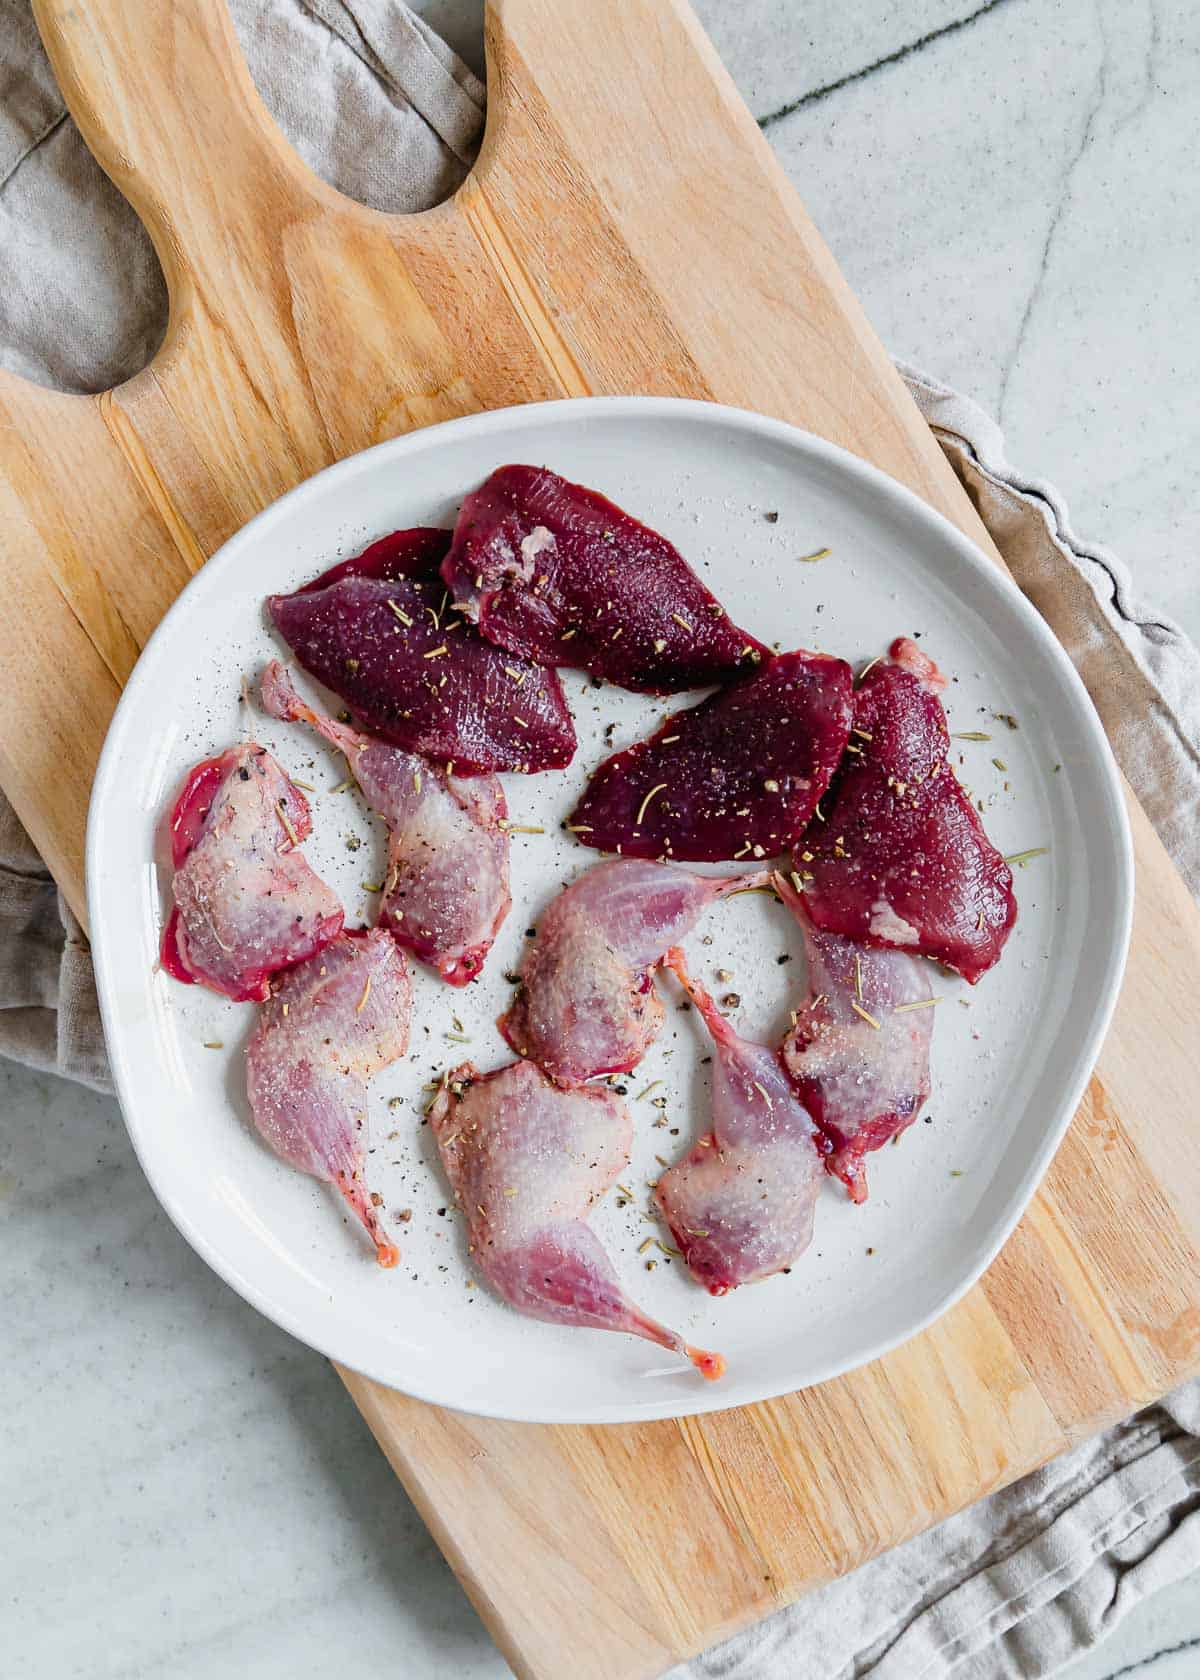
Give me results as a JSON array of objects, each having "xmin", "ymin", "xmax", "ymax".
[
  {"xmin": 267, "ymin": 528, "xmax": 576, "ymax": 775},
  {"xmin": 799, "ymin": 638, "xmax": 1016, "ymax": 983},
  {"xmin": 568, "ymin": 649, "xmax": 854, "ymax": 862},
  {"xmin": 440, "ymin": 465, "xmax": 767, "ymax": 692}
]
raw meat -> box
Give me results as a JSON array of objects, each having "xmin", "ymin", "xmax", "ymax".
[
  {"xmin": 798, "ymin": 638, "xmax": 1016, "ymax": 982},
  {"xmin": 774, "ymin": 872, "xmax": 934, "ymax": 1203},
  {"xmin": 499, "ymin": 858, "xmax": 766, "ymax": 1086},
  {"xmin": 160, "ymin": 743, "xmax": 343, "ymax": 1003},
  {"xmin": 441, "ymin": 464, "xmax": 766, "ymax": 692},
  {"xmin": 430, "ymin": 1059, "xmax": 724, "ymax": 1379},
  {"xmin": 268, "ymin": 527, "xmax": 576, "ymax": 775},
  {"xmin": 261, "ymin": 661, "xmax": 510, "ymax": 985},
  {"xmin": 297, "ymin": 525, "xmax": 451, "ymax": 593},
  {"xmin": 246, "ymin": 928, "xmax": 411, "ymax": 1265},
  {"xmin": 654, "ymin": 950, "xmax": 823, "ymax": 1294},
  {"xmin": 568, "ymin": 649, "xmax": 853, "ymax": 861}
]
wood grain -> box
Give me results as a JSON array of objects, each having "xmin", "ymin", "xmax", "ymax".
[{"xmin": 3, "ymin": 3, "xmax": 1199, "ymax": 1676}]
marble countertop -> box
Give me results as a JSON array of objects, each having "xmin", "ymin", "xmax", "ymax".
[{"xmin": 4, "ymin": 2, "xmax": 1197, "ymax": 1677}]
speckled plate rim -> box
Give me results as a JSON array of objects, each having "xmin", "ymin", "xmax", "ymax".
[{"xmin": 87, "ymin": 396, "xmax": 1133, "ymax": 1423}]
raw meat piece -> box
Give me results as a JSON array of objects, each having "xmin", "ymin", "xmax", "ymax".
[
  {"xmin": 261, "ymin": 661, "xmax": 510, "ymax": 985},
  {"xmin": 441, "ymin": 464, "xmax": 766, "ymax": 692},
  {"xmin": 654, "ymin": 951, "xmax": 823, "ymax": 1295},
  {"xmin": 246, "ymin": 928, "xmax": 411, "ymax": 1265},
  {"xmin": 160, "ymin": 743, "xmax": 343, "ymax": 1003},
  {"xmin": 569, "ymin": 649, "xmax": 853, "ymax": 861},
  {"xmin": 295, "ymin": 526, "xmax": 449, "ymax": 594},
  {"xmin": 500, "ymin": 859, "xmax": 766, "ymax": 1086},
  {"xmin": 774, "ymin": 872, "xmax": 934, "ymax": 1203},
  {"xmin": 430, "ymin": 1059, "xmax": 724, "ymax": 1379},
  {"xmin": 798, "ymin": 638, "xmax": 1016, "ymax": 982},
  {"xmin": 268, "ymin": 526, "xmax": 576, "ymax": 774}
]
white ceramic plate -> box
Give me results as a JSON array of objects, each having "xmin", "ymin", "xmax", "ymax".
[{"xmin": 87, "ymin": 397, "xmax": 1132, "ymax": 1424}]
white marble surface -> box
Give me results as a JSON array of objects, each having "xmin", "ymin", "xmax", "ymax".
[
  {"xmin": 3, "ymin": 2, "xmax": 1199, "ymax": 1678},
  {"xmin": 716, "ymin": 0, "xmax": 1200, "ymax": 651}
]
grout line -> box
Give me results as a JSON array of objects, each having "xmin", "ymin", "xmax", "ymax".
[
  {"xmin": 1104, "ymin": 1633, "xmax": 1200, "ymax": 1680},
  {"xmin": 758, "ymin": 0, "xmax": 1018, "ymax": 130}
]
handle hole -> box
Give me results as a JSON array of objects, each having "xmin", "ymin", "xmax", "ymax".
[
  {"xmin": 230, "ymin": 0, "xmax": 485, "ymax": 214},
  {"xmin": 1, "ymin": 1, "xmax": 487, "ymax": 395}
]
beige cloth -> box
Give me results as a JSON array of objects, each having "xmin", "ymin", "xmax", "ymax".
[
  {"xmin": 0, "ymin": 797, "xmax": 107, "ymax": 1090},
  {"xmin": 3, "ymin": 5, "xmax": 1200, "ymax": 1678}
]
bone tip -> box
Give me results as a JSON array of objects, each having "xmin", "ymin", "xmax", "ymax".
[{"xmin": 688, "ymin": 1346, "xmax": 726, "ymax": 1382}]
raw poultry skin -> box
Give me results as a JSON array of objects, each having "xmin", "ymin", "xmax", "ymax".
[
  {"xmin": 499, "ymin": 858, "xmax": 767, "ymax": 1087},
  {"xmin": 569, "ymin": 648, "xmax": 854, "ymax": 861},
  {"xmin": 430, "ymin": 1059, "xmax": 724, "ymax": 1379},
  {"xmin": 774, "ymin": 872, "xmax": 934, "ymax": 1203},
  {"xmin": 267, "ymin": 526, "xmax": 576, "ymax": 774},
  {"xmin": 261, "ymin": 661, "xmax": 511, "ymax": 986},
  {"xmin": 160, "ymin": 743, "xmax": 343, "ymax": 1003},
  {"xmin": 654, "ymin": 950, "xmax": 823, "ymax": 1294},
  {"xmin": 799, "ymin": 638, "xmax": 1016, "ymax": 982},
  {"xmin": 245, "ymin": 927, "xmax": 411, "ymax": 1265},
  {"xmin": 441, "ymin": 464, "xmax": 767, "ymax": 692}
]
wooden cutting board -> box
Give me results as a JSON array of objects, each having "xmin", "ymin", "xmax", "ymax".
[{"xmin": 5, "ymin": 3, "xmax": 1200, "ymax": 1675}]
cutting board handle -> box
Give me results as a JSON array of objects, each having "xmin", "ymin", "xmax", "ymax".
[{"xmin": 33, "ymin": 0, "xmax": 325, "ymax": 308}]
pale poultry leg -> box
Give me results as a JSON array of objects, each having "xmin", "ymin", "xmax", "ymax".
[
  {"xmin": 499, "ymin": 858, "xmax": 771, "ymax": 1086},
  {"xmin": 430, "ymin": 1059, "xmax": 724, "ymax": 1379},
  {"xmin": 654, "ymin": 950, "xmax": 823, "ymax": 1294},
  {"xmin": 774, "ymin": 871, "xmax": 934, "ymax": 1202},
  {"xmin": 246, "ymin": 928, "xmax": 412, "ymax": 1264},
  {"xmin": 261, "ymin": 660, "xmax": 511, "ymax": 985}
]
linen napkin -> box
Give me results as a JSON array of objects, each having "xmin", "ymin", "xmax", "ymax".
[{"xmin": 3, "ymin": 4, "xmax": 1199, "ymax": 1677}]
